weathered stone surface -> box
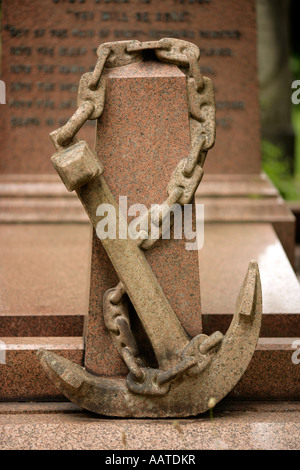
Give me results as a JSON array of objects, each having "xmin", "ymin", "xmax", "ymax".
[
  {"xmin": 0, "ymin": 224, "xmax": 90, "ymax": 318},
  {"xmin": 0, "ymin": 401, "xmax": 299, "ymax": 450},
  {"xmin": 36, "ymin": 38, "xmax": 266, "ymax": 416},
  {"xmin": 38, "ymin": 259, "xmax": 262, "ymax": 416},
  {"xmin": 85, "ymin": 60, "xmax": 202, "ymax": 377},
  {"xmin": 1, "ymin": 337, "xmax": 299, "ymax": 402},
  {"xmin": 198, "ymin": 223, "xmax": 300, "ymax": 317},
  {"xmin": 0, "ymin": 337, "xmax": 84, "ymax": 401}
]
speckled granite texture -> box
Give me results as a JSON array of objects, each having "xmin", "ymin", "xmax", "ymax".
[
  {"xmin": 85, "ymin": 61, "xmax": 202, "ymax": 376},
  {"xmin": 0, "ymin": 337, "xmax": 299, "ymax": 401},
  {"xmin": 0, "ymin": 401, "xmax": 299, "ymax": 450}
]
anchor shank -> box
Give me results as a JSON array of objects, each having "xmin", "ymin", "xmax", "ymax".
[{"xmin": 77, "ymin": 175, "xmax": 189, "ymax": 370}]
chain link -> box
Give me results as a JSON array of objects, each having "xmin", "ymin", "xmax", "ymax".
[
  {"xmin": 103, "ymin": 282, "xmax": 145, "ymax": 382},
  {"xmin": 51, "ymin": 100, "xmax": 94, "ymax": 149},
  {"xmin": 102, "ymin": 279, "xmax": 223, "ymax": 396}
]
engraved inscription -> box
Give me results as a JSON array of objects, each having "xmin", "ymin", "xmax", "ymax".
[
  {"xmin": 4, "ymin": 0, "xmax": 246, "ymax": 142},
  {"xmin": 10, "ymin": 46, "xmax": 32, "ymax": 56},
  {"xmin": 10, "ymin": 82, "xmax": 32, "ymax": 91},
  {"xmin": 199, "ymin": 30, "xmax": 241, "ymax": 39},
  {"xmin": 216, "ymin": 101, "xmax": 245, "ymax": 110},
  {"xmin": 10, "ymin": 65, "xmax": 32, "ymax": 74}
]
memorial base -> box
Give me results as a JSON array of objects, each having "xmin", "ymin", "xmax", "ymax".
[
  {"xmin": 0, "ymin": 401, "xmax": 299, "ymax": 450},
  {"xmin": 0, "ymin": 171, "xmax": 300, "ymax": 402}
]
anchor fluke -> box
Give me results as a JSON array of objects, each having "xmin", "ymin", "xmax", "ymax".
[{"xmin": 38, "ymin": 261, "xmax": 262, "ymax": 417}]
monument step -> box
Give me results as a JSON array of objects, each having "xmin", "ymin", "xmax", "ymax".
[
  {"xmin": 0, "ymin": 337, "xmax": 84, "ymax": 401},
  {"xmin": 0, "ymin": 175, "xmax": 87, "ymax": 223},
  {"xmin": 196, "ymin": 173, "xmax": 295, "ymax": 264},
  {"xmin": 196, "ymin": 173, "xmax": 279, "ymax": 198},
  {"xmin": 0, "ymin": 315, "xmax": 83, "ymax": 337},
  {"xmin": 0, "ymin": 223, "xmax": 298, "ymax": 338},
  {"xmin": 203, "ymin": 313, "xmax": 300, "ymax": 338},
  {"xmin": 0, "ymin": 337, "xmax": 298, "ymax": 401},
  {"xmin": 0, "ymin": 400, "xmax": 299, "ymax": 450},
  {"xmin": 0, "ymin": 197, "xmax": 87, "ymax": 223},
  {"xmin": 0, "ymin": 224, "xmax": 91, "ymax": 321},
  {"xmin": 199, "ymin": 223, "xmax": 300, "ymax": 318},
  {"xmin": 0, "ymin": 173, "xmax": 295, "ymax": 264},
  {"xmin": 0, "ymin": 313, "xmax": 298, "ymax": 338}
]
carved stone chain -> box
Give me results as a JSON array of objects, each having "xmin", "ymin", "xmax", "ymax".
[
  {"xmin": 49, "ymin": 38, "xmax": 218, "ymax": 395},
  {"xmin": 51, "ymin": 38, "xmax": 215, "ymax": 247}
]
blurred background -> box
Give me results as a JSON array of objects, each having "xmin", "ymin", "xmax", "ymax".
[
  {"xmin": 259, "ymin": 0, "xmax": 299, "ymax": 197},
  {"xmin": 257, "ymin": 0, "xmax": 300, "ymax": 276}
]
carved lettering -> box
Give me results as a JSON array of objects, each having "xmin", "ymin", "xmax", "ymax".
[
  {"xmin": 216, "ymin": 101, "xmax": 245, "ymax": 110},
  {"xmin": 114, "ymin": 29, "xmax": 146, "ymax": 38},
  {"xmin": 135, "ymin": 12, "xmax": 150, "ymax": 22},
  {"xmin": 50, "ymin": 29, "xmax": 68, "ymax": 38},
  {"xmin": 59, "ymin": 47, "xmax": 87, "ymax": 56},
  {"xmin": 98, "ymin": 29, "xmax": 111, "ymax": 37},
  {"xmin": 9, "ymin": 99, "xmax": 33, "ymax": 108},
  {"xmin": 4, "ymin": 25, "xmax": 29, "ymax": 37},
  {"xmin": 10, "ymin": 46, "xmax": 32, "ymax": 56},
  {"xmin": 10, "ymin": 82, "xmax": 32, "ymax": 92},
  {"xmin": 10, "ymin": 65, "xmax": 32, "ymax": 74},
  {"xmin": 199, "ymin": 30, "xmax": 241, "ymax": 39},
  {"xmin": 101, "ymin": 11, "xmax": 128, "ymax": 21},
  {"xmin": 72, "ymin": 29, "xmax": 94, "ymax": 37},
  {"xmin": 149, "ymin": 29, "xmax": 195, "ymax": 39},
  {"xmin": 59, "ymin": 100, "xmax": 77, "ymax": 109},
  {"xmin": 11, "ymin": 116, "xmax": 40, "ymax": 127},
  {"xmin": 37, "ymin": 47, "xmax": 55, "ymax": 56},
  {"xmin": 67, "ymin": 10, "xmax": 95, "ymax": 20},
  {"xmin": 172, "ymin": 0, "xmax": 211, "ymax": 3},
  {"xmin": 201, "ymin": 66, "xmax": 215, "ymax": 75},
  {"xmin": 34, "ymin": 29, "xmax": 45, "ymax": 37},
  {"xmin": 156, "ymin": 11, "xmax": 190, "ymax": 22},
  {"xmin": 37, "ymin": 64, "xmax": 55, "ymax": 73},
  {"xmin": 60, "ymin": 83, "xmax": 78, "ymax": 92},
  {"xmin": 53, "ymin": 0, "xmax": 86, "ymax": 3},
  {"xmin": 95, "ymin": 0, "xmax": 129, "ymax": 3},
  {"xmin": 201, "ymin": 47, "xmax": 233, "ymax": 57},
  {"xmin": 59, "ymin": 65, "xmax": 85, "ymax": 74},
  {"xmin": 36, "ymin": 99, "xmax": 55, "ymax": 109},
  {"xmin": 37, "ymin": 82, "xmax": 55, "ymax": 91}
]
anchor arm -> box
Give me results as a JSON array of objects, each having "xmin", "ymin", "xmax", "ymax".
[{"xmin": 51, "ymin": 142, "xmax": 189, "ymax": 370}]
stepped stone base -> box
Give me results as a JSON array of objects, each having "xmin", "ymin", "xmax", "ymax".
[{"xmin": 0, "ymin": 401, "xmax": 299, "ymax": 450}]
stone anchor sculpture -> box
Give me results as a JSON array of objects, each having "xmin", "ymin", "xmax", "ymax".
[{"xmin": 38, "ymin": 39, "xmax": 262, "ymax": 417}]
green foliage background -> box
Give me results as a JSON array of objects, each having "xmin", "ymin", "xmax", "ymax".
[{"xmin": 262, "ymin": 53, "xmax": 300, "ymax": 201}]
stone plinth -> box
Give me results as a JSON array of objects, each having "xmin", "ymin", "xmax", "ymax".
[
  {"xmin": 84, "ymin": 61, "xmax": 202, "ymax": 376},
  {"xmin": 0, "ymin": 336, "xmax": 299, "ymax": 401},
  {"xmin": 0, "ymin": 337, "xmax": 84, "ymax": 401},
  {"xmin": 196, "ymin": 173, "xmax": 296, "ymax": 266},
  {"xmin": 0, "ymin": 401, "xmax": 300, "ymax": 450},
  {"xmin": 0, "ymin": 224, "xmax": 88, "ymax": 337}
]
